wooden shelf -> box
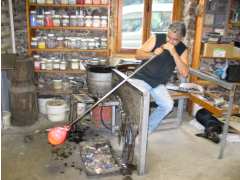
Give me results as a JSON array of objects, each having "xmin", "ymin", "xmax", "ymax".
[
  {"xmin": 35, "ymin": 69, "xmax": 86, "ymax": 74},
  {"xmin": 29, "ymin": 48, "xmax": 108, "ymax": 53},
  {"xmin": 31, "ymin": 26, "xmax": 108, "ymax": 31},
  {"xmin": 201, "ymin": 56, "xmax": 240, "ymax": 61},
  {"xmin": 29, "ymin": 3, "xmax": 109, "ymax": 8}
]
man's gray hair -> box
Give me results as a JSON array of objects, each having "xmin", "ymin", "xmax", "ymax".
[{"xmin": 168, "ymin": 21, "xmax": 186, "ymax": 38}]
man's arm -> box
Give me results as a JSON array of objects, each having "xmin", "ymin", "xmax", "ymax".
[
  {"xmin": 162, "ymin": 43, "xmax": 189, "ymax": 77},
  {"xmin": 135, "ymin": 35, "xmax": 157, "ymax": 60}
]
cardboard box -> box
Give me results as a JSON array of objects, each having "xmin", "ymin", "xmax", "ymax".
[{"xmin": 203, "ymin": 43, "xmax": 234, "ymax": 58}]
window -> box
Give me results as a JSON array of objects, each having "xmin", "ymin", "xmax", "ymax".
[{"xmin": 115, "ymin": 0, "xmax": 182, "ymax": 53}]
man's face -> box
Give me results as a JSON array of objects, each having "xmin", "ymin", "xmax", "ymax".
[{"xmin": 167, "ymin": 31, "xmax": 182, "ymax": 46}]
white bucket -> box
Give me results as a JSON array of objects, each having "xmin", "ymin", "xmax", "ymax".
[
  {"xmin": 47, "ymin": 99, "xmax": 67, "ymax": 122},
  {"xmin": 2, "ymin": 111, "xmax": 11, "ymax": 129},
  {"xmin": 77, "ymin": 103, "xmax": 86, "ymax": 116},
  {"xmin": 38, "ymin": 97, "xmax": 54, "ymax": 114}
]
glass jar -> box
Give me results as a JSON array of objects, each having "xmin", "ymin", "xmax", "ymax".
[
  {"xmin": 101, "ymin": 38, "xmax": 107, "ymax": 48},
  {"xmin": 76, "ymin": 37, "xmax": 82, "ymax": 48},
  {"xmin": 93, "ymin": 16, "xmax": 100, "ymax": 27},
  {"xmin": 70, "ymin": 15, "xmax": 78, "ymax": 26},
  {"xmin": 101, "ymin": 16, "xmax": 108, "ymax": 28},
  {"xmin": 81, "ymin": 38, "xmax": 88, "ymax": 49},
  {"xmin": 61, "ymin": 0, "xmax": 68, "ymax": 4},
  {"xmin": 71, "ymin": 59, "xmax": 79, "ymax": 70},
  {"xmin": 92, "ymin": 0, "xmax": 100, "ymax": 4},
  {"xmin": 68, "ymin": 0, "xmax": 76, "ymax": 4},
  {"xmin": 101, "ymin": 0, "xmax": 108, "ymax": 4},
  {"xmin": 30, "ymin": 11, "xmax": 37, "ymax": 27},
  {"xmin": 30, "ymin": 0, "xmax": 37, "ymax": 3},
  {"xmin": 53, "ymin": 15, "xmax": 61, "ymax": 26},
  {"xmin": 37, "ymin": 0, "xmax": 45, "ymax": 4},
  {"xmin": 44, "ymin": 12, "xmax": 53, "ymax": 27},
  {"xmin": 46, "ymin": 59, "xmax": 53, "ymax": 70},
  {"xmin": 76, "ymin": 0, "xmax": 85, "ymax": 4},
  {"xmin": 53, "ymin": 59, "xmax": 60, "ymax": 70},
  {"xmin": 40, "ymin": 59, "xmax": 47, "ymax": 70},
  {"xmin": 64, "ymin": 37, "xmax": 70, "ymax": 48},
  {"xmin": 85, "ymin": 16, "xmax": 92, "ymax": 27},
  {"xmin": 94, "ymin": 37, "xmax": 100, "ymax": 48},
  {"xmin": 85, "ymin": 0, "xmax": 92, "ymax": 4},
  {"xmin": 62, "ymin": 15, "xmax": 69, "ymax": 26},
  {"xmin": 77, "ymin": 15, "xmax": 84, "ymax": 26},
  {"xmin": 60, "ymin": 61, "xmax": 67, "ymax": 70},
  {"xmin": 31, "ymin": 37, "xmax": 38, "ymax": 48},
  {"xmin": 55, "ymin": 0, "xmax": 62, "ymax": 4},
  {"xmin": 56, "ymin": 37, "xmax": 64, "ymax": 48},
  {"xmin": 37, "ymin": 15, "xmax": 44, "ymax": 26},
  {"xmin": 88, "ymin": 39, "xmax": 95, "ymax": 49},
  {"xmin": 46, "ymin": 0, "xmax": 54, "ymax": 4},
  {"xmin": 38, "ymin": 37, "xmax": 46, "ymax": 49},
  {"xmin": 46, "ymin": 34, "xmax": 56, "ymax": 48}
]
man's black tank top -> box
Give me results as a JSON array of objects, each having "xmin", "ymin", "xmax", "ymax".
[{"xmin": 134, "ymin": 33, "xmax": 187, "ymax": 88}]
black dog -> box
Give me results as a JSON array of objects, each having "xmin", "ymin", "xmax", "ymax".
[{"xmin": 195, "ymin": 108, "xmax": 223, "ymax": 143}]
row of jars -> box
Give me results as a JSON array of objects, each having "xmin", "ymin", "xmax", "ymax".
[
  {"xmin": 31, "ymin": 11, "xmax": 108, "ymax": 28},
  {"xmin": 31, "ymin": 0, "xmax": 109, "ymax": 5},
  {"xmin": 33, "ymin": 55, "xmax": 107, "ymax": 71},
  {"xmin": 31, "ymin": 35, "xmax": 107, "ymax": 49}
]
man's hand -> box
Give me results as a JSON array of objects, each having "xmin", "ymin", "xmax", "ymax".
[
  {"xmin": 153, "ymin": 47, "xmax": 164, "ymax": 55},
  {"xmin": 162, "ymin": 43, "xmax": 176, "ymax": 55}
]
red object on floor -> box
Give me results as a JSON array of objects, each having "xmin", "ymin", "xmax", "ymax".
[{"xmin": 91, "ymin": 106, "xmax": 112, "ymax": 128}]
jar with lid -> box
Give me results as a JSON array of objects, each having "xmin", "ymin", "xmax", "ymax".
[
  {"xmin": 85, "ymin": 0, "xmax": 92, "ymax": 4},
  {"xmin": 71, "ymin": 59, "xmax": 79, "ymax": 70},
  {"xmin": 61, "ymin": 0, "xmax": 69, "ymax": 4},
  {"xmin": 46, "ymin": 0, "xmax": 54, "ymax": 4},
  {"xmin": 101, "ymin": 38, "xmax": 107, "ymax": 48},
  {"xmin": 93, "ymin": 16, "xmax": 100, "ymax": 27},
  {"xmin": 53, "ymin": 59, "xmax": 60, "ymax": 70},
  {"xmin": 60, "ymin": 61, "xmax": 67, "ymax": 70},
  {"xmin": 76, "ymin": 37, "xmax": 82, "ymax": 49},
  {"xmin": 93, "ymin": 0, "xmax": 100, "ymax": 4},
  {"xmin": 31, "ymin": 37, "xmax": 38, "ymax": 48},
  {"xmin": 30, "ymin": 11, "xmax": 37, "ymax": 27},
  {"xmin": 70, "ymin": 15, "xmax": 78, "ymax": 26},
  {"xmin": 101, "ymin": 0, "xmax": 108, "ymax": 4},
  {"xmin": 62, "ymin": 15, "xmax": 69, "ymax": 26},
  {"xmin": 101, "ymin": 16, "xmax": 108, "ymax": 28},
  {"xmin": 55, "ymin": 0, "xmax": 62, "ymax": 4},
  {"xmin": 64, "ymin": 37, "xmax": 70, "ymax": 48},
  {"xmin": 68, "ymin": 0, "xmax": 76, "ymax": 4},
  {"xmin": 81, "ymin": 38, "xmax": 88, "ymax": 49},
  {"xmin": 94, "ymin": 37, "xmax": 100, "ymax": 48},
  {"xmin": 53, "ymin": 15, "xmax": 61, "ymax": 26},
  {"xmin": 46, "ymin": 59, "xmax": 53, "ymax": 70},
  {"xmin": 44, "ymin": 12, "xmax": 53, "ymax": 27},
  {"xmin": 37, "ymin": 0, "xmax": 45, "ymax": 4},
  {"xmin": 85, "ymin": 16, "xmax": 92, "ymax": 27},
  {"xmin": 38, "ymin": 37, "xmax": 46, "ymax": 49},
  {"xmin": 41, "ymin": 58, "xmax": 48, "ymax": 70},
  {"xmin": 76, "ymin": 0, "xmax": 85, "ymax": 4},
  {"xmin": 46, "ymin": 34, "xmax": 56, "ymax": 48},
  {"xmin": 88, "ymin": 39, "xmax": 95, "ymax": 49},
  {"xmin": 37, "ymin": 15, "xmax": 44, "ymax": 26},
  {"xmin": 77, "ymin": 15, "xmax": 84, "ymax": 26},
  {"xmin": 56, "ymin": 37, "xmax": 64, "ymax": 48},
  {"xmin": 30, "ymin": 0, "xmax": 37, "ymax": 3}
]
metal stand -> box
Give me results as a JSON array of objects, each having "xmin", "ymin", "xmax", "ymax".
[{"xmin": 190, "ymin": 68, "xmax": 237, "ymax": 158}]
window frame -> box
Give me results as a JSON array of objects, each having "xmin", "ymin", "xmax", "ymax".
[{"xmin": 114, "ymin": 0, "xmax": 183, "ymax": 54}]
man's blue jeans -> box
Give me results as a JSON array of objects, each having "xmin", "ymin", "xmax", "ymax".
[{"xmin": 130, "ymin": 79, "xmax": 174, "ymax": 134}]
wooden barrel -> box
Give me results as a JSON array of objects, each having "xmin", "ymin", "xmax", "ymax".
[
  {"xmin": 10, "ymin": 83, "xmax": 38, "ymax": 126},
  {"xmin": 11, "ymin": 56, "xmax": 34, "ymax": 83}
]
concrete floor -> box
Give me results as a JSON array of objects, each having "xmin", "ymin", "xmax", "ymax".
[{"xmin": 2, "ymin": 114, "xmax": 240, "ymax": 180}]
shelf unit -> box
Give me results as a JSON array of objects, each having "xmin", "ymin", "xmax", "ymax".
[{"xmin": 26, "ymin": 0, "xmax": 111, "ymax": 95}]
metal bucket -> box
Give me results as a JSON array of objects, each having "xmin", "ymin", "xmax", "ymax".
[{"xmin": 87, "ymin": 65, "xmax": 112, "ymax": 98}]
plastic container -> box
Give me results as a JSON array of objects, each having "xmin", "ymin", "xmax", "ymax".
[
  {"xmin": 2, "ymin": 111, "xmax": 11, "ymax": 129},
  {"xmin": 93, "ymin": 16, "xmax": 100, "ymax": 27},
  {"xmin": 53, "ymin": 79, "xmax": 63, "ymax": 90},
  {"xmin": 101, "ymin": 16, "xmax": 108, "ymax": 28},
  {"xmin": 47, "ymin": 99, "xmax": 67, "ymax": 122},
  {"xmin": 46, "ymin": 34, "xmax": 56, "ymax": 48},
  {"xmin": 37, "ymin": 15, "xmax": 44, "ymax": 26},
  {"xmin": 85, "ymin": 0, "xmax": 92, "ymax": 4},
  {"xmin": 70, "ymin": 15, "xmax": 78, "ymax": 26},
  {"xmin": 85, "ymin": 16, "xmax": 92, "ymax": 27},
  {"xmin": 31, "ymin": 37, "xmax": 38, "ymax": 48},
  {"xmin": 38, "ymin": 97, "xmax": 54, "ymax": 114},
  {"xmin": 71, "ymin": 59, "xmax": 79, "ymax": 69},
  {"xmin": 53, "ymin": 15, "xmax": 61, "ymax": 26},
  {"xmin": 60, "ymin": 61, "xmax": 67, "ymax": 70},
  {"xmin": 45, "ymin": 12, "xmax": 53, "ymax": 27},
  {"xmin": 30, "ymin": 11, "xmax": 37, "ymax": 27}
]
